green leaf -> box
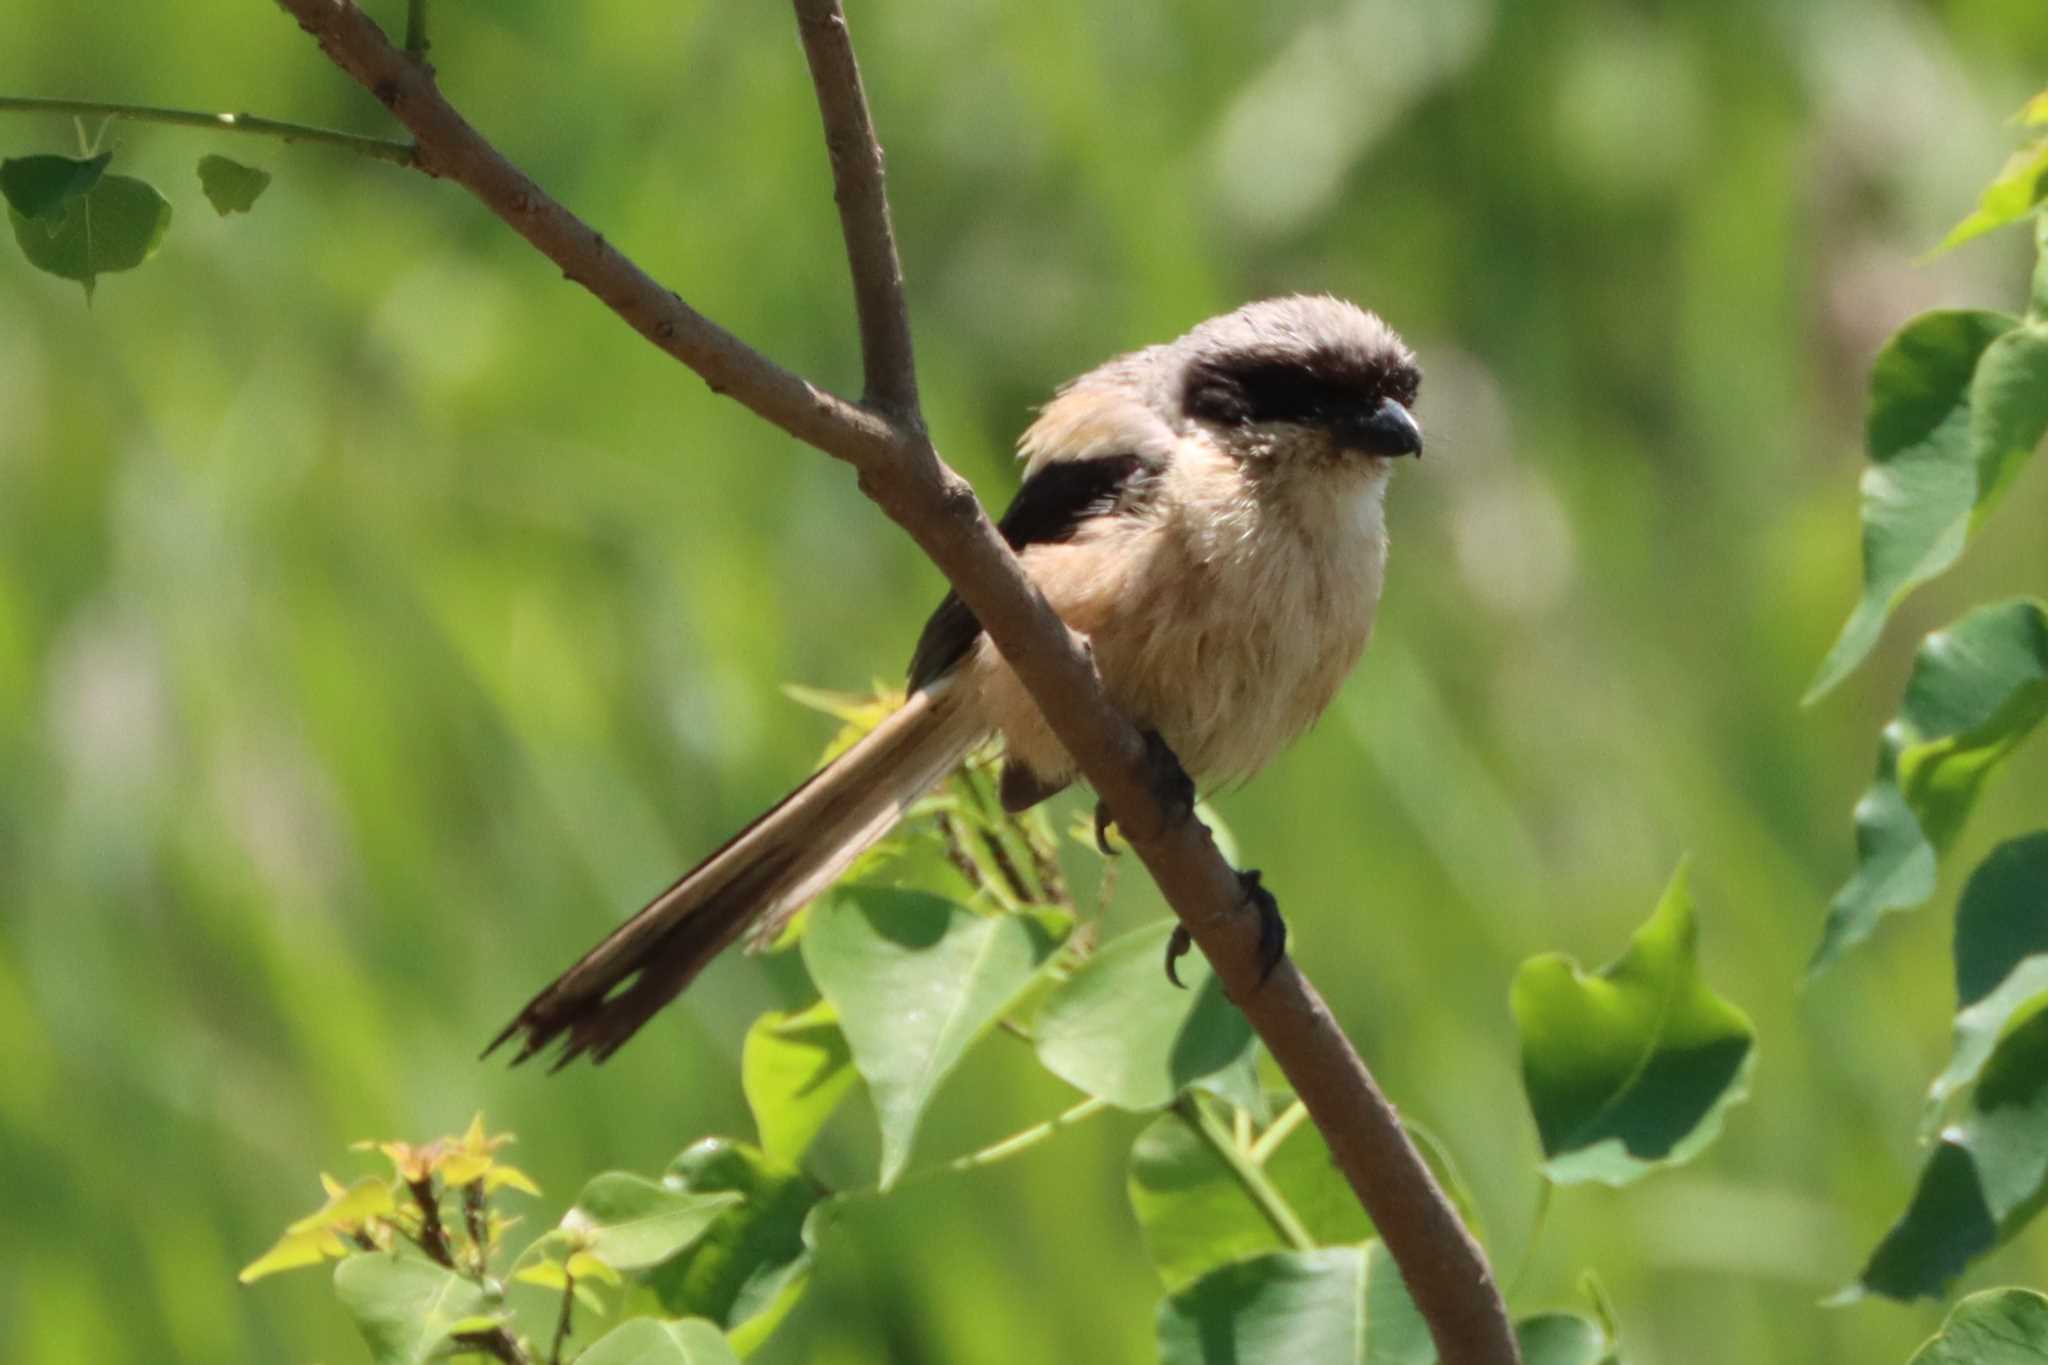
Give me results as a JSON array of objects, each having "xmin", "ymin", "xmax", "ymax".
[
  {"xmin": 196, "ymin": 154, "xmax": 271, "ymax": 216},
  {"xmin": 561, "ymin": 1173, "xmax": 742, "ymax": 1271},
  {"xmin": 0, "ymin": 152, "xmax": 110, "ymax": 222},
  {"xmin": 1855, "ymin": 1002, "xmax": 2048, "ymax": 1301},
  {"xmin": 8, "ymin": 171, "xmax": 171, "ymax": 300},
  {"xmin": 1935, "ymin": 139, "xmax": 2048, "ymax": 254},
  {"xmin": 1805, "ymin": 311, "xmax": 2022, "ymax": 701},
  {"xmin": 1156, "ymin": 1244, "xmax": 1430, "ymax": 1365},
  {"xmin": 1925, "ymin": 955, "xmax": 2048, "ymax": 1138},
  {"xmin": 802, "ymin": 887, "xmax": 1065, "ymax": 1187},
  {"xmin": 1909, "ymin": 1288, "xmax": 2048, "ymax": 1364},
  {"xmin": 1512, "ymin": 862, "xmax": 1755, "ymax": 1185},
  {"xmin": 648, "ymin": 1138, "xmax": 822, "ymax": 1355},
  {"xmin": 1034, "ymin": 919, "xmax": 1257, "ymax": 1112},
  {"xmin": 1812, "ymin": 601, "xmax": 2048, "ymax": 969},
  {"xmin": 1956, "ymin": 834, "xmax": 2048, "ymax": 1007},
  {"xmin": 331, "ymin": 1255, "xmax": 495, "ymax": 1365},
  {"xmin": 1515, "ymin": 1313, "xmax": 1618, "ymax": 1365},
  {"xmin": 1971, "ymin": 321, "xmax": 2048, "ymax": 509},
  {"xmin": 741, "ymin": 999, "xmax": 857, "ymax": 1165},
  {"xmin": 574, "ymin": 1317, "xmax": 743, "ymax": 1365},
  {"xmin": 1128, "ymin": 1105, "xmax": 1367, "ymax": 1292}
]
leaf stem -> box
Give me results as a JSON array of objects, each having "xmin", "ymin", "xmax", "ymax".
[
  {"xmin": 548, "ymin": 1268, "xmax": 574, "ymax": 1365},
  {"xmin": 0, "ymin": 96, "xmax": 416, "ymax": 164},
  {"xmin": 1177, "ymin": 1096, "xmax": 1316, "ymax": 1253},
  {"xmin": 405, "ymin": 0, "xmax": 431, "ymax": 56},
  {"xmin": 1246, "ymin": 1099, "xmax": 1310, "ymax": 1165},
  {"xmin": 942, "ymin": 1094, "xmax": 1109, "ymax": 1175}
]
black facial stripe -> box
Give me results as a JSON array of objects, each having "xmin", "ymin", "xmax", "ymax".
[
  {"xmin": 1185, "ymin": 355, "xmax": 1420, "ymax": 428},
  {"xmin": 907, "ymin": 453, "xmax": 1155, "ymax": 689}
]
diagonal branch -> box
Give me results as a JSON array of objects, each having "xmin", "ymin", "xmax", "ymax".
[{"xmin": 267, "ymin": 1, "xmax": 1519, "ymax": 1360}]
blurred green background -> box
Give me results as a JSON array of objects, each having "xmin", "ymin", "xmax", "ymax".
[{"xmin": 5, "ymin": 0, "xmax": 2048, "ymax": 1360}]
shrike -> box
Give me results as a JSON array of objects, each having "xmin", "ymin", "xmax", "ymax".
[{"xmin": 493, "ymin": 295, "xmax": 1422, "ymax": 1067}]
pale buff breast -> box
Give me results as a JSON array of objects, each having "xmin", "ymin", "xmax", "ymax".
[{"xmin": 964, "ymin": 438, "xmax": 1390, "ymax": 790}]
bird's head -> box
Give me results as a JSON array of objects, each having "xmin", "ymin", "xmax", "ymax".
[{"xmin": 1171, "ymin": 295, "xmax": 1422, "ymax": 470}]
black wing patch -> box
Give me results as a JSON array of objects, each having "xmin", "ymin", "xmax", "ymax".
[{"xmin": 907, "ymin": 453, "xmax": 1152, "ymax": 690}]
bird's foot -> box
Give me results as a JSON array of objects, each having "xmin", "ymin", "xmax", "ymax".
[
  {"xmin": 1163, "ymin": 868, "xmax": 1287, "ymax": 989},
  {"xmin": 1095, "ymin": 728, "xmax": 1195, "ymax": 856}
]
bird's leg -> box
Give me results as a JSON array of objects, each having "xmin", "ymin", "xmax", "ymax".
[
  {"xmin": 1164, "ymin": 868, "xmax": 1286, "ymax": 988},
  {"xmin": 1094, "ymin": 728, "xmax": 1194, "ymax": 855}
]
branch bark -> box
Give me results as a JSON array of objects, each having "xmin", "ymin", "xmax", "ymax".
[{"xmin": 267, "ymin": 1, "xmax": 1520, "ymax": 1359}]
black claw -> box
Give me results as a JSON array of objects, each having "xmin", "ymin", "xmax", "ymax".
[
  {"xmin": 1094, "ymin": 799, "xmax": 1120, "ymax": 857},
  {"xmin": 1240, "ymin": 868, "xmax": 1287, "ymax": 984},
  {"xmin": 1165, "ymin": 925, "xmax": 1193, "ymax": 987},
  {"xmin": 1139, "ymin": 729, "xmax": 1196, "ymax": 821}
]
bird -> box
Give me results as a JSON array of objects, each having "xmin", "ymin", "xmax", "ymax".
[{"xmin": 490, "ymin": 294, "xmax": 1422, "ymax": 1068}]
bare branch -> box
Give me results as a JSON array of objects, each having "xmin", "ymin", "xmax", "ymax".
[
  {"xmin": 793, "ymin": 0, "xmax": 921, "ymax": 421},
  {"xmin": 269, "ymin": 1, "xmax": 1520, "ymax": 1359}
]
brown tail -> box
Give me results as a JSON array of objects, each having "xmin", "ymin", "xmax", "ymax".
[{"xmin": 488, "ymin": 683, "xmax": 984, "ymax": 1068}]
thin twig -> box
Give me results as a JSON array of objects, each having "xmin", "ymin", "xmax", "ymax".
[
  {"xmin": 407, "ymin": 1178, "xmax": 456, "ymax": 1268},
  {"xmin": 404, "ymin": 0, "xmax": 429, "ymax": 55},
  {"xmin": 0, "ymin": 95, "xmax": 416, "ymax": 163},
  {"xmin": 791, "ymin": 0, "xmax": 920, "ymax": 420},
  {"xmin": 268, "ymin": 1, "xmax": 1519, "ymax": 1358}
]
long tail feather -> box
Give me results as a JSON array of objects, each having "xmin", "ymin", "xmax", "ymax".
[{"xmin": 488, "ymin": 683, "xmax": 983, "ymax": 1068}]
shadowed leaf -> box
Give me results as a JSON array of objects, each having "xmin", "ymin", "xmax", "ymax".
[
  {"xmin": 0, "ymin": 152, "xmax": 110, "ymax": 221},
  {"xmin": 648, "ymin": 1138, "xmax": 822, "ymax": 1355},
  {"xmin": 197, "ymin": 154, "xmax": 272, "ymax": 216},
  {"xmin": 1812, "ymin": 602, "xmax": 2048, "ymax": 969},
  {"xmin": 8, "ymin": 171, "xmax": 170, "ymax": 299},
  {"xmin": 1513, "ymin": 862, "xmax": 1755, "ymax": 1185},
  {"xmin": 741, "ymin": 998, "xmax": 857, "ymax": 1165}
]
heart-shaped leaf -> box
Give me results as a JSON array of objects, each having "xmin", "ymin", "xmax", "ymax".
[
  {"xmin": 802, "ymin": 887, "xmax": 1065, "ymax": 1186},
  {"xmin": 1513, "ymin": 862, "xmax": 1755, "ymax": 1185},
  {"xmin": 8, "ymin": 171, "xmax": 171, "ymax": 299}
]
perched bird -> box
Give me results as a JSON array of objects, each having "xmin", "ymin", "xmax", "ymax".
[{"xmin": 492, "ymin": 295, "xmax": 1422, "ymax": 1067}]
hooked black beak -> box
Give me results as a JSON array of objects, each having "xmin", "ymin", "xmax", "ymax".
[{"xmin": 1341, "ymin": 396, "xmax": 1423, "ymax": 458}]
